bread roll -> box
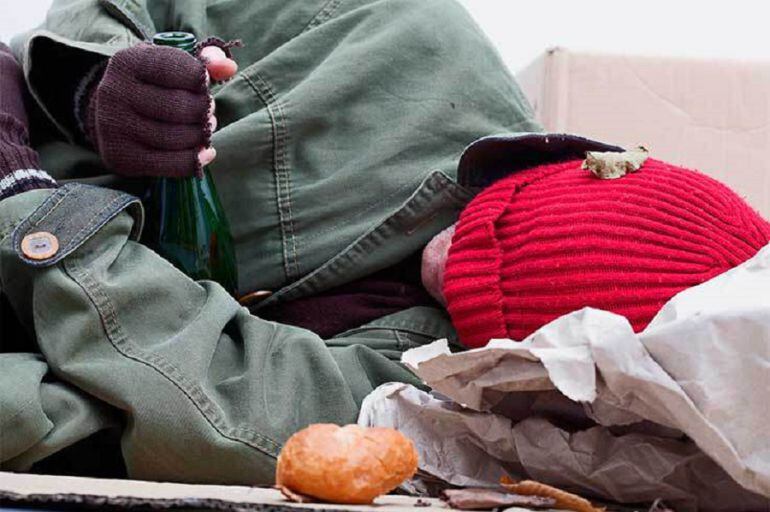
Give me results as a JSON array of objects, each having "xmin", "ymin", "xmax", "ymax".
[{"xmin": 275, "ymin": 423, "xmax": 418, "ymax": 504}]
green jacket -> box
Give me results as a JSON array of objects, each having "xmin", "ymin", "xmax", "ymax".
[{"xmin": 1, "ymin": 0, "xmax": 540, "ymax": 483}]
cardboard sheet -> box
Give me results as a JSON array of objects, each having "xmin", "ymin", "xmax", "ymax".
[
  {"xmin": 360, "ymin": 245, "xmax": 770, "ymax": 512},
  {"xmin": 516, "ymin": 48, "xmax": 770, "ymax": 218},
  {"xmin": 0, "ymin": 471, "xmax": 456, "ymax": 511}
]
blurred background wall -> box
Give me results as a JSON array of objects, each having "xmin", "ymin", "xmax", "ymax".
[
  {"xmin": 3, "ymin": 0, "xmax": 770, "ymax": 74},
  {"xmin": 3, "ymin": 0, "xmax": 770, "ymax": 215}
]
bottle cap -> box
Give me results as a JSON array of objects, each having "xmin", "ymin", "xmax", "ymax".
[{"xmin": 153, "ymin": 32, "xmax": 197, "ymax": 53}]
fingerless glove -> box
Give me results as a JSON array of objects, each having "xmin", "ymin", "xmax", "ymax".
[{"xmin": 84, "ymin": 43, "xmax": 212, "ymax": 178}]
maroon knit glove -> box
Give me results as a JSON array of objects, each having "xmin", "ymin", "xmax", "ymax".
[
  {"xmin": 0, "ymin": 43, "xmax": 55, "ymax": 201},
  {"xmin": 85, "ymin": 43, "xmax": 212, "ymax": 178}
]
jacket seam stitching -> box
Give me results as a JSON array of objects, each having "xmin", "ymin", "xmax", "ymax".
[
  {"xmin": 260, "ymin": 172, "xmax": 467, "ymax": 305},
  {"xmin": 301, "ymin": 0, "xmax": 345, "ymax": 33},
  {"xmin": 298, "ymin": 165, "xmax": 473, "ymax": 245},
  {"xmin": 239, "ymin": 71, "xmax": 300, "ymax": 281},
  {"xmin": 11, "ymin": 188, "xmax": 73, "ymax": 254},
  {"xmin": 63, "ymin": 256, "xmax": 282, "ymax": 458},
  {"xmin": 59, "ymin": 195, "xmax": 128, "ymax": 256},
  {"xmin": 393, "ymin": 330, "xmax": 407, "ymax": 351},
  {"xmin": 103, "ymin": 0, "xmax": 152, "ymax": 40},
  {"xmin": 340, "ymin": 325, "xmax": 441, "ymax": 339},
  {"xmin": 11, "ymin": 187, "xmax": 139, "ymax": 267},
  {"xmin": 25, "ymin": 187, "xmax": 72, "ymax": 230}
]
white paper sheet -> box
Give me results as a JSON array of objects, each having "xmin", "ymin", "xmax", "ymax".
[{"xmin": 360, "ymin": 245, "xmax": 770, "ymax": 511}]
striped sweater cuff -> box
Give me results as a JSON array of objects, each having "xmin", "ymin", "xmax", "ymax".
[
  {"xmin": 0, "ymin": 169, "xmax": 56, "ymax": 201},
  {"xmin": 73, "ymin": 60, "xmax": 107, "ymax": 141}
]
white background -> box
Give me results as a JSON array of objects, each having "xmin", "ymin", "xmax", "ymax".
[{"xmin": 2, "ymin": 0, "xmax": 770, "ymax": 74}]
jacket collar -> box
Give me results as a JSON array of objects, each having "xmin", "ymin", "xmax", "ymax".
[{"xmin": 458, "ymin": 133, "xmax": 623, "ymax": 189}]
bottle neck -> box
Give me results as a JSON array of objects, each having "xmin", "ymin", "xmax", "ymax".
[{"xmin": 152, "ymin": 32, "xmax": 197, "ymax": 54}]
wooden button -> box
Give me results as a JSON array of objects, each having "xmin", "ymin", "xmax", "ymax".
[
  {"xmin": 238, "ymin": 290, "xmax": 273, "ymax": 307},
  {"xmin": 21, "ymin": 231, "xmax": 60, "ymax": 261}
]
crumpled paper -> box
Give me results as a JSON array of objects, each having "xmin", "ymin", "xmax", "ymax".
[{"xmin": 359, "ymin": 245, "xmax": 770, "ymax": 512}]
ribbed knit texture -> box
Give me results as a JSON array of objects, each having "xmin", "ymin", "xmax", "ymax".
[
  {"xmin": 0, "ymin": 116, "xmax": 39, "ymax": 172},
  {"xmin": 87, "ymin": 43, "xmax": 211, "ymax": 178},
  {"xmin": 444, "ymin": 158, "xmax": 770, "ymax": 348},
  {"xmin": 0, "ymin": 45, "xmax": 28, "ymax": 125},
  {"xmin": 0, "ymin": 43, "xmax": 53, "ymax": 200}
]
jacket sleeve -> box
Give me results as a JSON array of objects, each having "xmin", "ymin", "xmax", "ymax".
[
  {"xmin": 0, "ymin": 352, "xmax": 123, "ymax": 473},
  {"xmin": 0, "ymin": 186, "xmax": 430, "ymax": 484},
  {"xmin": 10, "ymin": 0, "xmax": 148, "ymax": 140}
]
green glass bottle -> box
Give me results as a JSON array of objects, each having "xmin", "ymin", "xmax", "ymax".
[{"xmin": 145, "ymin": 32, "xmax": 238, "ymax": 295}]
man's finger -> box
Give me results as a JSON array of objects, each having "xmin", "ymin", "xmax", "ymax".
[
  {"xmin": 198, "ymin": 147, "xmax": 217, "ymax": 167},
  {"xmin": 206, "ymin": 58, "xmax": 238, "ymax": 82},
  {"xmin": 200, "ymin": 46, "xmax": 227, "ymax": 61},
  {"xmin": 200, "ymin": 46, "xmax": 238, "ymax": 81}
]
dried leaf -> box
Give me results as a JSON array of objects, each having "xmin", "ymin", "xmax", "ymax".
[
  {"xmin": 500, "ymin": 476, "xmax": 604, "ymax": 512},
  {"xmin": 582, "ymin": 146, "xmax": 649, "ymax": 179},
  {"xmin": 441, "ymin": 488, "xmax": 556, "ymax": 510},
  {"xmin": 276, "ymin": 485, "xmax": 314, "ymax": 503}
]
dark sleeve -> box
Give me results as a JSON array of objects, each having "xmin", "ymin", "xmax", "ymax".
[
  {"xmin": 0, "ymin": 44, "xmax": 55, "ymax": 200},
  {"xmin": 11, "ymin": 0, "xmax": 145, "ymax": 141}
]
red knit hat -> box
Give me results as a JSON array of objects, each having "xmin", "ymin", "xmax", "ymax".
[{"xmin": 444, "ymin": 157, "xmax": 770, "ymax": 348}]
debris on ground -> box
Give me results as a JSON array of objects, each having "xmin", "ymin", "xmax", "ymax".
[
  {"xmin": 500, "ymin": 476, "xmax": 605, "ymax": 512},
  {"xmin": 440, "ymin": 488, "xmax": 556, "ymax": 510}
]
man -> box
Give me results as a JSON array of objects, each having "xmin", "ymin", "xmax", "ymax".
[
  {"xmin": 0, "ymin": 0, "xmax": 541, "ymax": 482},
  {"xmin": 6, "ymin": 1, "xmax": 770, "ymax": 501}
]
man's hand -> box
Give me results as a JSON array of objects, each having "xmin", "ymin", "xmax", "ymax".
[{"xmin": 86, "ymin": 42, "xmax": 238, "ymax": 178}]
